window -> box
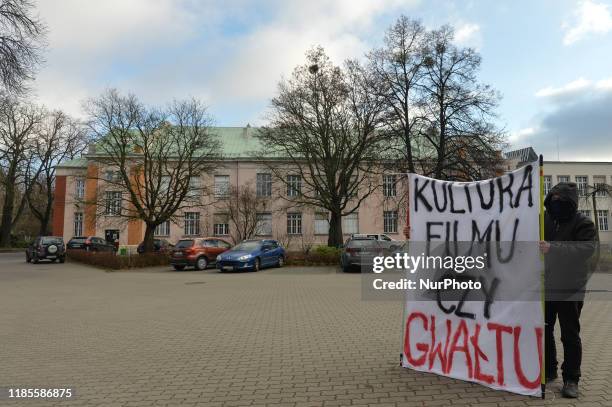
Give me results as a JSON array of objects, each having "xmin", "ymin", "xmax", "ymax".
[
  {"xmin": 214, "ymin": 175, "xmax": 230, "ymax": 197},
  {"xmin": 256, "ymin": 213, "xmax": 272, "ymax": 236},
  {"xmin": 75, "ymin": 178, "xmax": 85, "ymax": 199},
  {"xmin": 154, "ymin": 221, "xmax": 170, "ymax": 237},
  {"xmin": 201, "ymin": 239, "xmax": 217, "ymax": 247},
  {"xmin": 184, "ymin": 212, "xmax": 200, "ymax": 236},
  {"xmin": 187, "ymin": 176, "xmax": 201, "ymax": 198},
  {"xmin": 594, "ymin": 176, "xmax": 607, "ymax": 197},
  {"xmin": 383, "ymin": 211, "xmax": 398, "ymax": 234},
  {"xmin": 597, "ymin": 210, "xmax": 609, "ymax": 231},
  {"xmin": 287, "ymin": 175, "xmax": 302, "ymax": 197},
  {"xmin": 557, "ymin": 175, "xmax": 570, "ymax": 183},
  {"xmin": 256, "ymin": 173, "xmax": 272, "ymax": 197},
  {"xmin": 104, "ymin": 191, "xmax": 122, "ymax": 215},
  {"xmin": 159, "ymin": 176, "xmax": 171, "ymax": 195},
  {"xmin": 213, "ymin": 213, "xmax": 229, "ymax": 236},
  {"xmin": 342, "ymin": 213, "xmax": 359, "ymax": 235},
  {"xmin": 314, "ymin": 212, "xmax": 329, "ymax": 235},
  {"xmin": 287, "ymin": 213, "xmax": 302, "ymax": 235},
  {"xmin": 543, "ymin": 176, "xmax": 552, "ymax": 196},
  {"xmin": 217, "ymin": 239, "xmax": 232, "ymax": 250},
  {"xmin": 73, "ymin": 212, "xmax": 83, "ymax": 236},
  {"xmin": 104, "ymin": 170, "xmax": 120, "ymax": 182},
  {"xmin": 383, "ymin": 174, "xmax": 397, "ymax": 197},
  {"xmin": 578, "ymin": 210, "xmax": 591, "ymax": 219},
  {"xmin": 575, "ymin": 176, "xmax": 588, "ymax": 196}
]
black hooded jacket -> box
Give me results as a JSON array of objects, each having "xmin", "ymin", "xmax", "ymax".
[{"xmin": 544, "ymin": 182, "xmax": 597, "ymax": 300}]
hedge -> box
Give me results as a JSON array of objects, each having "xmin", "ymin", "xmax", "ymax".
[
  {"xmin": 67, "ymin": 250, "xmax": 169, "ymax": 270},
  {"xmin": 285, "ymin": 245, "xmax": 341, "ymax": 266}
]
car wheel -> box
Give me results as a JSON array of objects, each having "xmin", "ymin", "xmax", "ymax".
[
  {"xmin": 277, "ymin": 256, "xmax": 284, "ymax": 268},
  {"xmin": 51, "ymin": 258, "xmax": 57, "ymax": 263},
  {"xmin": 254, "ymin": 258, "xmax": 261, "ymax": 272},
  {"xmin": 32, "ymin": 255, "xmax": 39, "ymax": 264},
  {"xmin": 173, "ymin": 265, "xmax": 185, "ymax": 271},
  {"xmin": 25, "ymin": 253, "xmax": 30, "ymax": 263},
  {"xmin": 195, "ymin": 257, "xmax": 208, "ymax": 270},
  {"xmin": 59, "ymin": 257, "xmax": 65, "ymax": 264}
]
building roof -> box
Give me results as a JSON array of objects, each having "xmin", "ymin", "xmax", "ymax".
[
  {"xmin": 56, "ymin": 126, "xmax": 266, "ymax": 168},
  {"xmin": 55, "ymin": 157, "xmax": 88, "ymax": 169},
  {"xmin": 504, "ymin": 147, "xmax": 538, "ymax": 164},
  {"xmin": 213, "ymin": 126, "xmax": 264, "ymax": 158}
]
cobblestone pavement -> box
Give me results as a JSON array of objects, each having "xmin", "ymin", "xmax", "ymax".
[{"xmin": 1, "ymin": 252, "xmax": 611, "ymax": 406}]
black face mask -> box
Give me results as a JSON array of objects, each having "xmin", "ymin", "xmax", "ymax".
[{"xmin": 548, "ymin": 199, "xmax": 574, "ymax": 220}]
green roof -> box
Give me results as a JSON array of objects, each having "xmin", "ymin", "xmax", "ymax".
[
  {"xmin": 212, "ymin": 126, "xmax": 263, "ymax": 158},
  {"xmin": 56, "ymin": 126, "xmax": 266, "ymax": 168},
  {"xmin": 56, "ymin": 157, "xmax": 87, "ymax": 168}
]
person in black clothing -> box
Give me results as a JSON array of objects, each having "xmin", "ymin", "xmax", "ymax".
[{"xmin": 539, "ymin": 182, "xmax": 597, "ymax": 399}]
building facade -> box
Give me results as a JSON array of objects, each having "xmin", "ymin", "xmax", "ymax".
[
  {"xmin": 53, "ymin": 127, "xmax": 407, "ymax": 249},
  {"xmin": 504, "ymin": 147, "xmax": 612, "ymax": 244}
]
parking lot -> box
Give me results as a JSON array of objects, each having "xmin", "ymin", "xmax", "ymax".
[{"xmin": 1, "ymin": 252, "xmax": 612, "ymax": 406}]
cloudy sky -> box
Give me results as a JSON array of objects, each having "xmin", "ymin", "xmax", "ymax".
[{"xmin": 31, "ymin": 0, "xmax": 612, "ymax": 161}]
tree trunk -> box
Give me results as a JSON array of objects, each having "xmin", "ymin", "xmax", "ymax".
[
  {"xmin": 0, "ymin": 182, "xmax": 15, "ymax": 247},
  {"xmin": 327, "ymin": 210, "xmax": 344, "ymax": 247},
  {"xmin": 143, "ymin": 224, "xmax": 156, "ymax": 253},
  {"xmin": 38, "ymin": 193, "xmax": 53, "ymax": 236}
]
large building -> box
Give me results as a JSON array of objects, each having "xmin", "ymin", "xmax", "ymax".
[
  {"xmin": 505, "ymin": 147, "xmax": 612, "ymax": 244},
  {"xmin": 53, "ymin": 126, "xmax": 407, "ymax": 249}
]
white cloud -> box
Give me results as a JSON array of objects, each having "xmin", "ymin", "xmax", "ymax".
[
  {"xmin": 535, "ymin": 77, "xmax": 592, "ymax": 99},
  {"xmin": 509, "ymin": 126, "xmax": 537, "ymax": 144},
  {"xmin": 207, "ymin": 0, "xmax": 418, "ymax": 105},
  {"xmin": 595, "ymin": 77, "xmax": 612, "ymax": 90},
  {"xmin": 31, "ymin": 0, "xmax": 419, "ymax": 121},
  {"xmin": 563, "ymin": 0, "xmax": 612, "ymax": 45},
  {"xmin": 454, "ymin": 23, "xmax": 481, "ymax": 48}
]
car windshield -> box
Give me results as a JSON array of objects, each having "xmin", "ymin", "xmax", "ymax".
[
  {"xmin": 69, "ymin": 237, "xmax": 86, "ymax": 243},
  {"xmin": 42, "ymin": 237, "xmax": 63, "ymax": 244},
  {"xmin": 232, "ymin": 241, "xmax": 261, "ymax": 251},
  {"xmin": 175, "ymin": 240, "xmax": 194, "ymax": 249}
]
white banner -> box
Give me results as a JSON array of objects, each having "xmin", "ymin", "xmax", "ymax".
[{"xmin": 401, "ymin": 163, "xmax": 543, "ymax": 397}]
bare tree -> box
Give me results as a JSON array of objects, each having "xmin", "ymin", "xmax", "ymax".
[
  {"xmin": 367, "ymin": 16, "xmax": 427, "ymax": 174},
  {"xmin": 257, "ymin": 47, "xmax": 386, "ymax": 247},
  {"xmin": 217, "ymin": 183, "xmax": 269, "ymax": 244},
  {"xmin": 0, "ymin": 0, "xmax": 46, "ymax": 94},
  {"xmin": 84, "ymin": 89, "xmax": 220, "ymax": 253},
  {"xmin": 0, "ymin": 94, "xmax": 43, "ymax": 246},
  {"xmin": 27, "ymin": 110, "xmax": 87, "ymax": 235},
  {"xmin": 420, "ymin": 25, "xmax": 504, "ymax": 180}
]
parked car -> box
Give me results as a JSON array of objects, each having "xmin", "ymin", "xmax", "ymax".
[
  {"xmin": 216, "ymin": 239, "xmax": 285, "ymax": 272},
  {"xmin": 137, "ymin": 239, "xmax": 174, "ymax": 254},
  {"xmin": 67, "ymin": 236, "xmax": 117, "ymax": 252},
  {"xmin": 341, "ymin": 237, "xmax": 387, "ymax": 272},
  {"xmin": 350, "ymin": 233, "xmax": 395, "ymax": 242},
  {"xmin": 348, "ymin": 234, "xmax": 402, "ymax": 251},
  {"xmin": 26, "ymin": 236, "xmax": 66, "ymax": 264},
  {"xmin": 170, "ymin": 237, "xmax": 232, "ymax": 271}
]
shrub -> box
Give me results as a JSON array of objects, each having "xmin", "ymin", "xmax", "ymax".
[
  {"xmin": 285, "ymin": 246, "xmax": 340, "ymax": 266},
  {"xmin": 67, "ymin": 250, "xmax": 169, "ymax": 270},
  {"xmin": 310, "ymin": 245, "xmax": 342, "ymax": 257}
]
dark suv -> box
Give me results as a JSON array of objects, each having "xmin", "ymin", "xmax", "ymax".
[{"xmin": 26, "ymin": 236, "xmax": 66, "ymax": 263}]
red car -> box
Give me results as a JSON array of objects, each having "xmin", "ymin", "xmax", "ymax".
[{"xmin": 170, "ymin": 237, "xmax": 232, "ymax": 270}]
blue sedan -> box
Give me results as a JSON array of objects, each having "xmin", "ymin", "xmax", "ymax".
[{"xmin": 216, "ymin": 239, "xmax": 285, "ymax": 272}]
